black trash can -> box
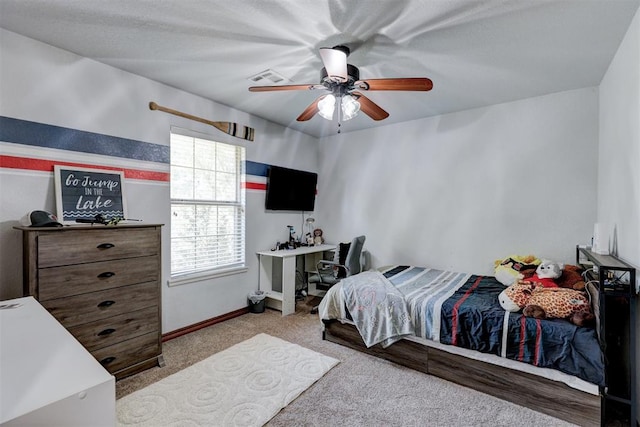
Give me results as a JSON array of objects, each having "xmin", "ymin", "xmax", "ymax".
[
  {"xmin": 248, "ymin": 291, "xmax": 267, "ymax": 313},
  {"xmin": 249, "ymin": 299, "xmax": 266, "ymax": 313}
]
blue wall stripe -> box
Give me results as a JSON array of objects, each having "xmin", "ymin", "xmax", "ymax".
[
  {"xmin": 0, "ymin": 116, "xmax": 169, "ymax": 164},
  {"xmin": 246, "ymin": 160, "xmax": 269, "ymax": 177}
]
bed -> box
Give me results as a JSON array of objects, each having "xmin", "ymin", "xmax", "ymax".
[{"xmin": 319, "ymin": 265, "xmax": 604, "ymax": 426}]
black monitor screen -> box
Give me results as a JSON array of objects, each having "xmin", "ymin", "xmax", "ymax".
[{"xmin": 265, "ymin": 166, "xmax": 317, "ymax": 211}]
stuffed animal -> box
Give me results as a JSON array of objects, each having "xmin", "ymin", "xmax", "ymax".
[
  {"xmin": 498, "ymin": 280, "xmax": 594, "ymax": 327},
  {"xmin": 313, "ymin": 228, "xmax": 324, "ymax": 245},
  {"xmin": 525, "ymin": 259, "xmax": 563, "ymax": 288},
  {"xmin": 494, "ymin": 255, "xmax": 540, "ymax": 286},
  {"xmin": 305, "ymin": 233, "xmax": 315, "ymax": 245},
  {"xmin": 556, "ymin": 264, "xmax": 586, "ymax": 291},
  {"xmin": 524, "ymin": 260, "xmax": 586, "ymax": 290}
]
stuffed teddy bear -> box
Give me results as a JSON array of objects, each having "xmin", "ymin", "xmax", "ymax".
[
  {"xmin": 494, "ymin": 255, "xmax": 540, "ymax": 286},
  {"xmin": 524, "ymin": 260, "xmax": 586, "ymax": 290},
  {"xmin": 498, "ymin": 280, "xmax": 594, "ymax": 327},
  {"xmin": 556, "ymin": 264, "xmax": 586, "ymax": 291},
  {"xmin": 313, "ymin": 228, "xmax": 324, "ymax": 245}
]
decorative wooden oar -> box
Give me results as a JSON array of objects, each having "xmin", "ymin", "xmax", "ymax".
[{"xmin": 149, "ymin": 102, "xmax": 254, "ymax": 141}]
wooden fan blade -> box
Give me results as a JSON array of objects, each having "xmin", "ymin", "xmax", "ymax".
[
  {"xmin": 351, "ymin": 91, "xmax": 389, "ymax": 121},
  {"xmin": 296, "ymin": 95, "xmax": 327, "ymax": 121},
  {"xmin": 248, "ymin": 84, "xmax": 324, "ymax": 92},
  {"xmin": 355, "ymin": 78, "xmax": 433, "ymax": 91}
]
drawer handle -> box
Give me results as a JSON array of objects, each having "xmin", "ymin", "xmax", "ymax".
[
  {"xmin": 98, "ymin": 328, "xmax": 116, "ymax": 336},
  {"xmin": 97, "ymin": 300, "xmax": 115, "ymax": 308},
  {"xmin": 97, "ymin": 243, "xmax": 115, "ymax": 250},
  {"xmin": 97, "ymin": 272, "xmax": 115, "ymax": 279},
  {"xmin": 100, "ymin": 356, "xmax": 116, "ymax": 365}
]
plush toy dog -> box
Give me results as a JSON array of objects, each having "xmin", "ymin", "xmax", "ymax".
[
  {"xmin": 524, "ymin": 260, "xmax": 586, "ymax": 290},
  {"xmin": 525, "ymin": 259, "xmax": 563, "ymax": 288},
  {"xmin": 498, "ymin": 280, "xmax": 594, "ymax": 327}
]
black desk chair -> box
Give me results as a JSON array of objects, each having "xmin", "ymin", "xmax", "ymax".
[{"xmin": 309, "ymin": 235, "xmax": 365, "ymax": 314}]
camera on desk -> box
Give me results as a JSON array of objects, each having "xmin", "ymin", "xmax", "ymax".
[
  {"xmin": 271, "ymin": 241, "xmax": 286, "ymax": 251},
  {"xmin": 281, "ymin": 241, "xmax": 301, "ymax": 250},
  {"xmin": 272, "ymin": 241, "xmax": 296, "ymax": 251}
]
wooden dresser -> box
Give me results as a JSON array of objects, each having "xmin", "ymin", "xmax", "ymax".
[{"xmin": 15, "ymin": 224, "xmax": 164, "ymax": 380}]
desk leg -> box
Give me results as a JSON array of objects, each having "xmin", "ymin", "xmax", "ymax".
[
  {"xmin": 281, "ymin": 256, "xmax": 296, "ymax": 315},
  {"xmin": 259, "ymin": 255, "xmax": 281, "ymax": 312},
  {"xmin": 258, "ymin": 254, "xmax": 272, "ymax": 293}
]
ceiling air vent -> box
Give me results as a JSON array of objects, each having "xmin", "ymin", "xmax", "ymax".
[{"xmin": 248, "ymin": 69, "xmax": 289, "ymax": 84}]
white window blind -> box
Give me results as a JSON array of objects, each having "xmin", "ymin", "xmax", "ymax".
[{"xmin": 170, "ymin": 131, "xmax": 245, "ymax": 279}]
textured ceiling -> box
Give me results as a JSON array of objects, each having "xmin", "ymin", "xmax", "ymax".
[{"xmin": 0, "ymin": 0, "xmax": 638, "ymax": 138}]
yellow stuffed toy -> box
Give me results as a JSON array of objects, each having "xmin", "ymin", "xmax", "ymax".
[{"xmin": 494, "ymin": 254, "xmax": 541, "ymax": 286}]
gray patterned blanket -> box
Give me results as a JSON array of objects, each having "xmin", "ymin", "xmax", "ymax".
[{"xmin": 335, "ymin": 270, "xmax": 414, "ymax": 348}]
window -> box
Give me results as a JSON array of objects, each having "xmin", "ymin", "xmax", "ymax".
[{"xmin": 170, "ymin": 129, "xmax": 245, "ymax": 282}]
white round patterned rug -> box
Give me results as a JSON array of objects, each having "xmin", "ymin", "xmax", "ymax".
[{"xmin": 116, "ymin": 333, "xmax": 339, "ymax": 426}]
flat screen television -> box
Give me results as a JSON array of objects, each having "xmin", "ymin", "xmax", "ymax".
[{"xmin": 265, "ymin": 166, "xmax": 318, "ymax": 211}]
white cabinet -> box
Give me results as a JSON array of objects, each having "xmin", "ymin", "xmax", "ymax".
[{"xmin": 1, "ymin": 297, "xmax": 115, "ymax": 426}]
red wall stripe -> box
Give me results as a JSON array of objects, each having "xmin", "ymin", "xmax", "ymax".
[
  {"xmin": 242, "ymin": 181, "xmax": 318, "ymax": 193},
  {"xmin": 2, "ymin": 155, "xmax": 273, "ymax": 187},
  {"xmin": 0, "ymin": 155, "xmax": 169, "ymax": 182},
  {"xmin": 243, "ymin": 182, "xmax": 267, "ymax": 190}
]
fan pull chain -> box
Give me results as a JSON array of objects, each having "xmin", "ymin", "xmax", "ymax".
[{"xmin": 337, "ymin": 96, "xmax": 342, "ymax": 133}]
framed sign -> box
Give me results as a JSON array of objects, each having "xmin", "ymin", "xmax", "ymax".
[{"xmin": 54, "ymin": 165, "xmax": 127, "ymax": 224}]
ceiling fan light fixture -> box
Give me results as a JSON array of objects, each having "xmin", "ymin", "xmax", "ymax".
[
  {"xmin": 318, "ymin": 94, "xmax": 336, "ymax": 120},
  {"xmin": 341, "ymin": 95, "xmax": 360, "ymax": 121},
  {"xmin": 319, "ymin": 47, "xmax": 348, "ymax": 83}
]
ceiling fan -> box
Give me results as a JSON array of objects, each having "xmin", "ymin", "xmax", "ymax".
[{"xmin": 248, "ymin": 45, "xmax": 433, "ymax": 124}]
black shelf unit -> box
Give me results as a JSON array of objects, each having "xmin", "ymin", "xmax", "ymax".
[{"xmin": 577, "ymin": 246, "xmax": 637, "ymax": 426}]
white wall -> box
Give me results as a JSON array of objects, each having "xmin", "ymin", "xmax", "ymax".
[
  {"xmin": 598, "ymin": 8, "xmax": 640, "ymax": 274},
  {"xmin": 0, "ymin": 29, "xmax": 318, "ymax": 332},
  {"xmin": 316, "ymin": 87, "xmax": 599, "ymax": 275},
  {"xmin": 598, "ymin": 7, "xmax": 640, "ymax": 422}
]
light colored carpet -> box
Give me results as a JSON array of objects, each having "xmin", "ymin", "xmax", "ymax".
[
  {"xmin": 116, "ymin": 333, "xmax": 339, "ymax": 426},
  {"xmin": 117, "ymin": 297, "xmax": 575, "ymax": 426}
]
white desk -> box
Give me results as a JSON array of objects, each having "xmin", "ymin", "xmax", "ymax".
[
  {"xmin": 0, "ymin": 296, "xmax": 115, "ymax": 426},
  {"xmin": 257, "ymin": 244, "xmax": 336, "ymax": 315}
]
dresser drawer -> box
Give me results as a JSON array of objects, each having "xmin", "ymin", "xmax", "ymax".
[
  {"xmin": 93, "ymin": 332, "xmax": 160, "ymax": 374},
  {"xmin": 67, "ymin": 306, "xmax": 159, "ymax": 352},
  {"xmin": 41, "ymin": 281, "xmax": 158, "ymax": 328},
  {"xmin": 38, "ymin": 227, "xmax": 159, "ymax": 268},
  {"xmin": 38, "ymin": 256, "xmax": 159, "ymax": 300}
]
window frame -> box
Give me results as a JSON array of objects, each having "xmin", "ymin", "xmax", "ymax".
[{"xmin": 168, "ymin": 127, "xmax": 246, "ymax": 286}]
